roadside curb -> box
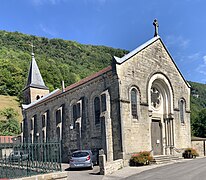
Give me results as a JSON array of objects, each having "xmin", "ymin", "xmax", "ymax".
[{"xmin": 102, "ymin": 157, "xmax": 205, "ymax": 180}]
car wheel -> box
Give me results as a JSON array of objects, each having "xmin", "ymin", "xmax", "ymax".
[{"xmin": 89, "ymin": 163, "xmax": 93, "ymax": 170}]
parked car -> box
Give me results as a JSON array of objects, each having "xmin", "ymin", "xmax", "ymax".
[
  {"xmin": 8, "ymin": 150, "xmax": 28, "ymax": 162},
  {"xmin": 69, "ymin": 150, "xmax": 94, "ymax": 169}
]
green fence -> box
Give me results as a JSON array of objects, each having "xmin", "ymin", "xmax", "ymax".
[{"xmin": 0, "ymin": 142, "xmax": 62, "ymax": 179}]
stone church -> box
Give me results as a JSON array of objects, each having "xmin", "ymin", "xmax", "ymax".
[{"xmin": 22, "ymin": 21, "xmax": 191, "ymax": 162}]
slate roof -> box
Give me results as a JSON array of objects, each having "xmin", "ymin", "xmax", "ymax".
[
  {"xmin": 22, "ymin": 66, "xmax": 112, "ymax": 110},
  {"xmin": 25, "ymin": 53, "xmax": 49, "ymax": 90}
]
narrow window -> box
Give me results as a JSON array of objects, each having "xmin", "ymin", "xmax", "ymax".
[
  {"xmin": 57, "ymin": 127, "xmax": 60, "ymax": 141},
  {"xmin": 33, "ymin": 115, "xmax": 38, "ymax": 142},
  {"xmin": 180, "ymin": 99, "xmax": 185, "ymax": 123},
  {"xmin": 30, "ymin": 119, "xmax": 33, "ymax": 130},
  {"xmin": 42, "ymin": 114, "xmax": 46, "ymax": 127},
  {"xmin": 42, "ymin": 130, "xmax": 45, "ymax": 142},
  {"xmin": 131, "ymin": 88, "xmax": 138, "ymax": 119},
  {"xmin": 94, "ymin": 97, "xmax": 101, "ymax": 124},
  {"xmin": 21, "ymin": 122, "xmax": 23, "ymax": 133},
  {"xmin": 101, "ymin": 94, "xmax": 107, "ymax": 112},
  {"xmin": 76, "ymin": 103, "xmax": 81, "ymax": 119},
  {"xmin": 30, "ymin": 133, "xmax": 33, "ymax": 143},
  {"xmin": 56, "ymin": 109, "xmax": 61, "ymax": 125},
  {"xmin": 73, "ymin": 105, "xmax": 77, "ymax": 129}
]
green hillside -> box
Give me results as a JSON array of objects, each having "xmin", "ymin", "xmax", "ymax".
[
  {"xmin": 0, "ymin": 30, "xmax": 205, "ymax": 136},
  {"xmin": 0, "ymin": 95, "xmax": 22, "ymax": 122},
  {"xmin": 0, "ymin": 30, "xmax": 128, "ymax": 100},
  {"xmin": 189, "ymin": 81, "xmax": 206, "ymax": 137}
]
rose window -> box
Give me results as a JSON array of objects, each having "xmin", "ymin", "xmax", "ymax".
[{"xmin": 151, "ymin": 87, "xmax": 161, "ymax": 109}]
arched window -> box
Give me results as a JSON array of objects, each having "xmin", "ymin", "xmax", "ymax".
[
  {"xmin": 94, "ymin": 97, "xmax": 101, "ymax": 124},
  {"xmin": 131, "ymin": 88, "xmax": 138, "ymax": 119},
  {"xmin": 180, "ymin": 99, "xmax": 185, "ymax": 123},
  {"xmin": 73, "ymin": 105, "xmax": 77, "ymax": 129}
]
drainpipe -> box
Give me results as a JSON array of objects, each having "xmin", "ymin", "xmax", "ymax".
[{"xmin": 61, "ymin": 80, "xmax": 65, "ymax": 93}]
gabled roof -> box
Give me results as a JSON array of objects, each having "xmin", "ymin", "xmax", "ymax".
[
  {"xmin": 64, "ymin": 66, "xmax": 112, "ymax": 92},
  {"xmin": 114, "ymin": 35, "xmax": 190, "ymax": 88},
  {"xmin": 25, "ymin": 53, "xmax": 49, "ymax": 90},
  {"xmin": 114, "ymin": 35, "xmax": 160, "ymax": 64},
  {"xmin": 23, "ymin": 66, "xmax": 112, "ymax": 110},
  {"xmin": 22, "ymin": 89, "xmax": 60, "ymax": 110}
]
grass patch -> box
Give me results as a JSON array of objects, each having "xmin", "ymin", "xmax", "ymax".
[{"xmin": 0, "ymin": 95, "xmax": 22, "ymax": 122}]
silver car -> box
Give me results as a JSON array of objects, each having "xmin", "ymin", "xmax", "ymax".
[
  {"xmin": 69, "ymin": 150, "xmax": 94, "ymax": 169},
  {"xmin": 8, "ymin": 150, "xmax": 28, "ymax": 162}
]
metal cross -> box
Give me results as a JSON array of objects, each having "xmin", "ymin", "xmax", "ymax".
[
  {"xmin": 29, "ymin": 43, "xmax": 35, "ymax": 54},
  {"xmin": 153, "ymin": 19, "xmax": 159, "ymax": 37}
]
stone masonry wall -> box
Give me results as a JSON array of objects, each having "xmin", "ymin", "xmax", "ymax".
[
  {"xmin": 23, "ymin": 69, "xmax": 121, "ymax": 162},
  {"xmin": 116, "ymin": 38, "xmax": 191, "ymax": 157}
]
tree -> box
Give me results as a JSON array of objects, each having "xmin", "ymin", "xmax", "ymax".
[
  {"xmin": 0, "ymin": 108, "xmax": 20, "ymax": 136},
  {"xmin": 192, "ymin": 108, "xmax": 206, "ymax": 137}
]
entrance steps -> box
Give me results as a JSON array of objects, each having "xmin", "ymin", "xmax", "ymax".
[{"xmin": 151, "ymin": 155, "xmax": 183, "ymax": 164}]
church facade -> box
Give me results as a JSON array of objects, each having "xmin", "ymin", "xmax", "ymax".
[{"xmin": 21, "ymin": 25, "xmax": 191, "ymax": 162}]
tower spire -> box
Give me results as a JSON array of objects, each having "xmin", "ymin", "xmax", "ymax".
[
  {"xmin": 23, "ymin": 44, "xmax": 49, "ymax": 104},
  {"xmin": 26, "ymin": 48, "xmax": 48, "ymax": 89},
  {"xmin": 29, "ymin": 42, "xmax": 35, "ymax": 56}
]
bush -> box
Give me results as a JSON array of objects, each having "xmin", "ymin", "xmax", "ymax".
[
  {"xmin": 129, "ymin": 151, "xmax": 153, "ymax": 166},
  {"xmin": 183, "ymin": 148, "xmax": 199, "ymax": 158}
]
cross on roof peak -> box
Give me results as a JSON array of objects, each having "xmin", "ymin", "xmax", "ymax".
[
  {"xmin": 153, "ymin": 19, "xmax": 159, "ymax": 37},
  {"xmin": 29, "ymin": 43, "xmax": 35, "ymax": 55}
]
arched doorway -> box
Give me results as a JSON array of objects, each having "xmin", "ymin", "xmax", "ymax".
[{"xmin": 148, "ymin": 74, "xmax": 174, "ymax": 155}]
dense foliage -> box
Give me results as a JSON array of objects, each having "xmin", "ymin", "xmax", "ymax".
[
  {"xmin": 0, "ymin": 30, "xmax": 128, "ymax": 100},
  {"xmin": 183, "ymin": 148, "xmax": 199, "ymax": 158},
  {"xmin": 0, "ymin": 30, "xmax": 205, "ymax": 136},
  {"xmin": 0, "ymin": 108, "xmax": 20, "ymax": 136},
  {"xmin": 192, "ymin": 108, "xmax": 206, "ymax": 137},
  {"xmin": 129, "ymin": 151, "xmax": 153, "ymax": 166},
  {"xmin": 189, "ymin": 81, "xmax": 206, "ymax": 137}
]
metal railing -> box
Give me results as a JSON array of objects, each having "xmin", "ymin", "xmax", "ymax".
[{"xmin": 0, "ymin": 141, "xmax": 62, "ymax": 179}]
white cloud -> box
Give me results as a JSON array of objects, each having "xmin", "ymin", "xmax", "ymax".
[
  {"xmin": 184, "ymin": 52, "xmax": 201, "ymax": 64},
  {"xmin": 203, "ymin": 55, "xmax": 206, "ymax": 64},
  {"xmin": 165, "ymin": 35, "xmax": 190, "ymax": 49},
  {"xmin": 196, "ymin": 55, "xmax": 206, "ymax": 76},
  {"xmin": 31, "ymin": 0, "xmax": 63, "ymax": 6},
  {"xmin": 39, "ymin": 24, "xmax": 58, "ymax": 37},
  {"xmin": 188, "ymin": 52, "xmax": 201, "ymax": 61},
  {"xmin": 84, "ymin": 0, "xmax": 107, "ymax": 4}
]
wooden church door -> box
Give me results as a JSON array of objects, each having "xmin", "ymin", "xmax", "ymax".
[{"xmin": 151, "ymin": 120, "xmax": 163, "ymax": 155}]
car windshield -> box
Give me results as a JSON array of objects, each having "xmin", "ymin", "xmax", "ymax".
[{"xmin": 72, "ymin": 152, "xmax": 89, "ymax": 157}]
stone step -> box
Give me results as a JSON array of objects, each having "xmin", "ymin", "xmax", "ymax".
[{"xmin": 151, "ymin": 155, "xmax": 182, "ymax": 164}]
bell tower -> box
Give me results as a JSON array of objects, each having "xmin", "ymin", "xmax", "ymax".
[{"xmin": 23, "ymin": 45, "xmax": 49, "ymax": 104}]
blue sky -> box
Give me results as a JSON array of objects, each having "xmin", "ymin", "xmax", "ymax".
[{"xmin": 0, "ymin": 0, "xmax": 206, "ymax": 84}]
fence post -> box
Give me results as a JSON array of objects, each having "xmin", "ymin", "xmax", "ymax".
[{"xmin": 99, "ymin": 149, "xmax": 106, "ymax": 175}]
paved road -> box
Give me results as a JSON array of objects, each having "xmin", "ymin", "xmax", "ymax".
[
  {"xmin": 62, "ymin": 158, "xmax": 206, "ymax": 180},
  {"xmin": 62, "ymin": 164, "xmax": 103, "ymax": 180},
  {"xmin": 125, "ymin": 158, "xmax": 206, "ymax": 180}
]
